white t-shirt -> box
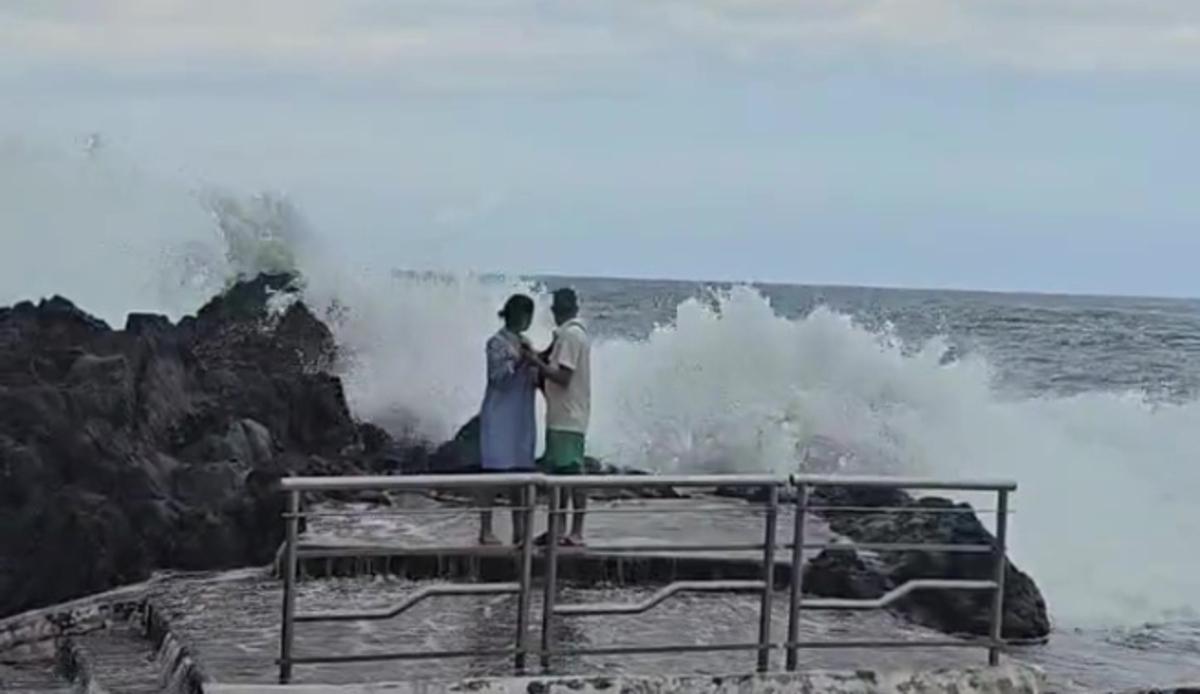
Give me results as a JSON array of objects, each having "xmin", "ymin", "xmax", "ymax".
[{"xmin": 545, "ymin": 319, "xmax": 591, "ymax": 434}]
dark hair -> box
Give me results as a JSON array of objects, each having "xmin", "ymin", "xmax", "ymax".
[
  {"xmin": 551, "ymin": 288, "xmax": 578, "ymax": 309},
  {"xmin": 499, "ymin": 294, "xmax": 535, "ymax": 322}
]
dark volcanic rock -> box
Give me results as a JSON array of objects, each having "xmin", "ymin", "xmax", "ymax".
[
  {"xmin": 0, "ymin": 273, "xmax": 383, "ymax": 619},
  {"xmin": 805, "ymin": 486, "xmax": 1050, "ymax": 640},
  {"xmin": 426, "ymin": 416, "xmax": 484, "ymax": 474},
  {"xmin": 802, "ymin": 548, "xmax": 890, "ymax": 600},
  {"xmin": 713, "ymin": 485, "xmax": 797, "ymax": 503}
]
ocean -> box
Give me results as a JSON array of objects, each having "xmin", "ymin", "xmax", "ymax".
[
  {"xmin": 3, "ymin": 153, "xmax": 1199, "ymax": 687},
  {"xmin": 307, "ymin": 270, "xmax": 1200, "ymax": 688},
  {"xmin": 316, "ymin": 270, "xmax": 1200, "ymax": 618}
]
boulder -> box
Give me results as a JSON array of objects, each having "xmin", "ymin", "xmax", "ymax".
[
  {"xmin": 0, "ymin": 273, "xmax": 377, "ymax": 619},
  {"xmin": 427, "ymin": 416, "xmax": 483, "ymax": 474},
  {"xmin": 804, "ymin": 486, "xmax": 1050, "ymax": 640},
  {"xmin": 124, "ymin": 313, "xmax": 172, "ymax": 337},
  {"xmin": 802, "ymin": 548, "xmax": 890, "ymax": 600},
  {"xmin": 0, "ymin": 487, "xmax": 148, "ymax": 617}
]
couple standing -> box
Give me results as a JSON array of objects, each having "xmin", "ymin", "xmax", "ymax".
[{"xmin": 478, "ymin": 288, "xmax": 591, "ymax": 547}]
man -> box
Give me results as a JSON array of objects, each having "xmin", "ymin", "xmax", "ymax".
[{"xmin": 527, "ymin": 288, "xmax": 591, "ymax": 546}]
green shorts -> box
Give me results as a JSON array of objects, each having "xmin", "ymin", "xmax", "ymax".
[{"xmin": 543, "ymin": 430, "xmax": 586, "ymax": 474}]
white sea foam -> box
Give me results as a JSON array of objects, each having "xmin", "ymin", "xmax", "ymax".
[
  {"xmin": 582, "ymin": 288, "xmax": 1200, "ymax": 627},
  {"xmin": 4, "ymin": 140, "xmax": 1198, "ymax": 628}
]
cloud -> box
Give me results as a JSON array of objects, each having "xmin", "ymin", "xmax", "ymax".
[
  {"xmin": 2, "ymin": 1, "xmax": 1199, "ymax": 88},
  {"xmin": 0, "ymin": 1, "xmax": 640, "ymax": 90},
  {"xmin": 433, "ymin": 191, "xmax": 508, "ymax": 227},
  {"xmin": 640, "ymin": 0, "xmax": 1200, "ymax": 72}
]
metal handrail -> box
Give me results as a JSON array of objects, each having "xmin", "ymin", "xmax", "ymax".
[
  {"xmin": 800, "ymin": 579, "xmax": 997, "ymax": 610},
  {"xmin": 296, "ymin": 583, "xmax": 520, "ymax": 623},
  {"xmin": 281, "ymin": 473, "xmax": 543, "ymax": 492},
  {"xmin": 793, "ymin": 474, "xmax": 1017, "ymax": 491},
  {"xmin": 792, "ymin": 542, "xmax": 995, "ymax": 553},
  {"xmin": 563, "ymin": 542, "xmax": 766, "ymax": 553},
  {"xmin": 541, "ymin": 474, "xmax": 789, "ymax": 488},
  {"xmin": 555, "ymin": 580, "xmax": 765, "ymax": 616},
  {"xmin": 277, "ymin": 472, "xmax": 1015, "ymax": 492},
  {"xmin": 276, "ymin": 473, "xmax": 1015, "ymax": 683}
]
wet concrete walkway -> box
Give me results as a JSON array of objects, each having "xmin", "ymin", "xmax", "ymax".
[
  {"xmin": 299, "ymin": 494, "xmax": 836, "ymax": 560},
  {"xmin": 74, "ymin": 621, "xmax": 163, "ymax": 694},
  {"xmin": 147, "ymin": 497, "xmax": 984, "ymax": 687},
  {"xmin": 292, "ymin": 495, "xmax": 838, "ymax": 585},
  {"xmin": 1, "ymin": 495, "xmax": 1193, "ymax": 692}
]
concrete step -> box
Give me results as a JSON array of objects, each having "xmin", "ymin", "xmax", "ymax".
[{"xmin": 75, "ymin": 622, "xmax": 163, "ymax": 694}]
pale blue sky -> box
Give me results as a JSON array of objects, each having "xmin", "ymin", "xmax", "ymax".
[{"xmin": 3, "ymin": 1, "xmax": 1199, "ymax": 296}]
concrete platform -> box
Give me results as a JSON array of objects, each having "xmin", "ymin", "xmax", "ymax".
[
  {"xmin": 291, "ymin": 496, "xmax": 827, "ymax": 585},
  {"xmin": 299, "ymin": 496, "xmax": 825, "ymax": 560},
  {"xmin": 293, "ymin": 545, "xmax": 796, "ymax": 587}
]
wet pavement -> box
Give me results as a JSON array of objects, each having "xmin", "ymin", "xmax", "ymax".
[{"xmin": 139, "ymin": 497, "xmax": 1200, "ymax": 692}]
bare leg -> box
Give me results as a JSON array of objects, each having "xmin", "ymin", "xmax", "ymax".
[
  {"xmin": 568, "ymin": 488, "xmax": 587, "ymax": 544},
  {"xmin": 509, "ymin": 487, "xmax": 527, "ymax": 545},
  {"xmin": 478, "ymin": 489, "xmax": 500, "ymax": 545}
]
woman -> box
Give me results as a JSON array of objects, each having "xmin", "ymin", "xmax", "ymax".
[{"xmin": 478, "ymin": 294, "xmax": 537, "ymax": 545}]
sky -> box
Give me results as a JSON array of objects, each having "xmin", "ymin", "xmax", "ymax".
[{"xmin": 2, "ymin": 1, "xmax": 1199, "ymax": 297}]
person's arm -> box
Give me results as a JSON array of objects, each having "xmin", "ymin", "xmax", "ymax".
[
  {"xmin": 529, "ymin": 329, "xmax": 580, "ymax": 387},
  {"xmin": 534, "ymin": 357, "xmax": 573, "ymax": 387},
  {"xmin": 538, "ymin": 337, "xmax": 555, "ymax": 362},
  {"xmin": 523, "ymin": 341, "xmax": 549, "ymax": 390},
  {"xmin": 486, "ymin": 337, "xmax": 520, "ymax": 386}
]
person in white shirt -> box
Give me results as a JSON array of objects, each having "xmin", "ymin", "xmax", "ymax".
[{"xmin": 527, "ymin": 288, "xmax": 591, "ymax": 546}]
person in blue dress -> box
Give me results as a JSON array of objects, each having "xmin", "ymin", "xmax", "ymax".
[{"xmin": 478, "ymin": 294, "xmax": 538, "ymax": 545}]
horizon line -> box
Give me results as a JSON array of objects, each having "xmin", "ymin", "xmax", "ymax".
[{"xmin": 491, "ymin": 270, "xmax": 1199, "ymax": 304}]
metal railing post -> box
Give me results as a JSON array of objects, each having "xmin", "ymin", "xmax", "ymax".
[
  {"xmin": 785, "ymin": 483, "xmax": 808, "ymax": 671},
  {"xmin": 515, "ymin": 482, "xmax": 537, "ymax": 673},
  {"xmin": 756, "ymin": 484, "xmax": 779, "ymax": 672},
  {"xmin": 279, "ymin": 489, "xmax": 300, "ymax": 684},
  {"xmin": 540, "ymin": 485, "xmax": 564, "ymax": 671},
  {"xmin": 988, "ymin": 489, "xmax": 1010, "ymax": 666}
]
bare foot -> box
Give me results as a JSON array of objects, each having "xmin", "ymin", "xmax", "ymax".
[
  {"xmin": 563, "ymin": 534, "xmax": 586, "ymax": 547},
  {"xmin": 478, "ymin": 533, "xmax": 502, "ymax": 546}
]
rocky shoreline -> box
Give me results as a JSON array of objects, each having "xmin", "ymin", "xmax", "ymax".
[
  {"xmin": 800, "ymin": 484, "xmax": 1049, "ymax": 641},
  {"xmin": 0, "ymin": 274, "xmax": 397, "ymax": 619},
  {"xmin": 0, "ymin": 273, "xmax": 1047, "ymax": 645}
]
